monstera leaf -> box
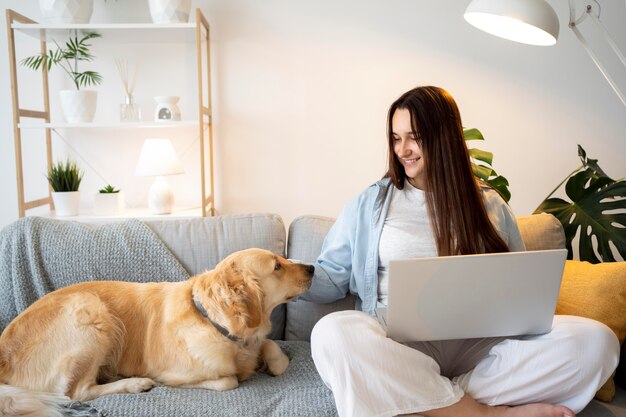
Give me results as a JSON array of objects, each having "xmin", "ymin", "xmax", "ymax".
[
  {"xmin": 463, "ymin": 128, "xmax": 511, "ymax": 202},
  {"xmin": 534, "ymin": 145, "xmax": 626, "ymax": 263}
]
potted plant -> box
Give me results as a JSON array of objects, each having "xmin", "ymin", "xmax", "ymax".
[
  {"xmin": 534, "ymin": 145, "xmax": 625, "ymax": 263},
  {"xmin": 47, "ymin": 159, "xmax": 83, "ymax": 216},
  {"xmin": 94, "ymin": 184, "xmax": 125, "ymax": 216},
  {"xmin": 21, "ymin": 31, "xmax": 102, "ymax": 123}
]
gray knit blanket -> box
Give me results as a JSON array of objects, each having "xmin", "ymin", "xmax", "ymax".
[
  {"xmin": 0, "ymin": 217, "xmax": 337, "ymax": 417},
  {"xmin": 0, "ymin": 217, "xmax": 190, "ymax": 331}
]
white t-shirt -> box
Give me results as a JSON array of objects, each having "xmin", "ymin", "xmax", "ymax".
[
  {"xmin": 377, "ymin": 181, "xmax": 437, "ymax": 304},
  {"xmin": 377, "ymin": 180, "xmax": 522, "ymax": 305}
]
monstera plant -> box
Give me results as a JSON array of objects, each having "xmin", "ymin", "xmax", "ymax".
[
  {"xmin": 534, "ymin": 145, "xmax": 625, "ymax": 263},
  {"xmin": 463, "ymin": 128, "xmax": 511, "ymax": 202}
]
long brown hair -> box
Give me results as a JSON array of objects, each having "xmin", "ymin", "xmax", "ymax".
[{"xmin": 384, "ymin": 86, "xmax": 509, "ymax": 255}]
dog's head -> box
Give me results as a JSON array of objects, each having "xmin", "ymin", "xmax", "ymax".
[{"xmin": 193, "ymin": 248, "xmax": 314, "ymax": 338}]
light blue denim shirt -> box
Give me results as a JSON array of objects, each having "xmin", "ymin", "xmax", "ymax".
[{"xmin": 301, "ymin": 177, "xmax": 526, "ymax": 317}]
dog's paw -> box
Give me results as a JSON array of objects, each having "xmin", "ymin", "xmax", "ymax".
[
  {"xmin": 266, "ymin": 352, "xmax": 289, "ymax": 376},
  {"xmin": 261, "ymin": 340, "xmax": 290, "ymax": 376},
  {"xmin": 122, "ymin": 377, "xmax": 157, "ymax": 393},
  {"xmin": 198, "ymin": 376, "xmax": 239, "ymax": 391}
]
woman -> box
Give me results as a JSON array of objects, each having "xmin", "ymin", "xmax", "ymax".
[{"xmin": 303, "ymin": 86, "xmax": 618, "ymax": 417}]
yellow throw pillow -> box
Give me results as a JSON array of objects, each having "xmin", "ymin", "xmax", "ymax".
[{"xmin": 556, "ymin": 260, "xmax": 626, "ymax": 402}]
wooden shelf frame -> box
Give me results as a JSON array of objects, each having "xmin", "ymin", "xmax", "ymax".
[{"xmin": 5, "ymin": 8, "xmax": 215, "ymax": 218}]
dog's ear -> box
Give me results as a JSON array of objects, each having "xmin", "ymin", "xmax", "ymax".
[
  {"xmin": 208, "ymin": 260, "xmax": 263, "ymax": 333},
  {"xmin": 229, "ymin": 272, "xmax": 263, "ymax": 333}
]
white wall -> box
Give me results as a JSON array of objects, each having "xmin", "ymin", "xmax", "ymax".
[{"xmin": 1, "ymin": 0, "xmax": 625, "ymax": 231}]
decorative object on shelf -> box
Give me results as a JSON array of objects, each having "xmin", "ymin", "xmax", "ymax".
[
  {"xmin": 59, "ymin": 90, "xmax": 98, "ymax": 124},
  {"xmin": 148, "ymin": 0, "xmax": 191, "ymax": 24},
  {"xmin": 463, "ymin": 128, "xmax": 511, "ymax": 202},
  {"xmin": 135, "ymin": 138, "xmax": 184, "ymax": 215},
  {"xmin": 21, "ymin": 31, "xmax": 103, "ymax": 123},
  {"xmin": 154, "ymin": 96, "xmax": 181, "ymax": 122},
  {"xmin": 39, "ymin": 0, "xmax": 94, "ymax": 24},
  {"xmin": 534, "ymin": 145, "xmax": 625, "ymax": 263},
  {"xmin": 115, "ymin": 58, "xmax": 141, "ymax": 122},
  {"xmin": 94, "ymin": 184, "xmax": 125, "ymax": 216},
  {"xmin": 46, "ymin": 159, "xmax": 83, "ymax": 216},
  {"xmin": 464, "ymin": 0, "xmax": 626, "ymax": 107}
]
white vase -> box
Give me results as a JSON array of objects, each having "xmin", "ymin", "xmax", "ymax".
[
  {"xmin": 94, "ymin": 192, "xmax": 125, "ymax": 216},
  {"xmin": 39, "ymin": 0, "xmax": 94, "ymax": 24},
  {"xmin": 52, "ymin": 191, "xmax": 80, "ymax": 216},
  {"xmin": 59, "ymin": 90, "xmax": 98, "ymax": 124},
  {"xmin": 148, "ymin": 0, "xmax": 191, "ymax": 24}
]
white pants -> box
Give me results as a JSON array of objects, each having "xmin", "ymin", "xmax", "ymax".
[{"xmin": 310, "ymin": 311, "xmax": 619, "ymax": 417}]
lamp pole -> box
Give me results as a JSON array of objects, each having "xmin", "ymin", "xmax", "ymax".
[{"xmin": 568, "ymin": 0, "xmax": 626, "ymax": 106}]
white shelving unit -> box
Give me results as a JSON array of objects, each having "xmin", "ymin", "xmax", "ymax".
[
  {"xmin": 17, "ymin": 121, "xmax": 200, "ymax": 129},
  {"xmin": 6, "ymin": 8, "xmax": 216, "ymax": 218}
]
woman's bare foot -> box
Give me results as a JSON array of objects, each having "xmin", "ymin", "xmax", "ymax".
[{"xmin": 419, "ymin": 394, "xmax": 575, "ymax": 417}]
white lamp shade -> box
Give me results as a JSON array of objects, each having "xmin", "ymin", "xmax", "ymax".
[
  {"xmin": 135, "ymin": 138, "xmax": 184, "ymax": 177},
  {"xmin": 464, "ymin": 0, "xmax": 559, "ymax": 46}
]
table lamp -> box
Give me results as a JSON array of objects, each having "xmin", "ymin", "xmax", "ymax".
[{"xmin": 135, "ymin": 138, "xmax": 184, "ymax": 214}]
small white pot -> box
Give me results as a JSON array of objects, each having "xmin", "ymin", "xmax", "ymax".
[
  {"xmin": 52, "ymin": 191, "xmax": 80, "ymax": 217},
  {"xmin": 148, "ymin": 0, "xmax": 191, "ymax": 23},
  {"xmin": 59, "ymin": 90, "xmax": 97, "ymax": 124},
  {"xmin": 39, "ymin": 0, "xmax": 94, "ymax": 24},
  {"xmin": 94, "ymin": 192, "xmax": 125, "ymax": 216}
]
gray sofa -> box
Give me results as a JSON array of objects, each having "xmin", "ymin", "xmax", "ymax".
[{"xmin": 0, "ymin": 213, "xmax": 623, "ymax": 416}]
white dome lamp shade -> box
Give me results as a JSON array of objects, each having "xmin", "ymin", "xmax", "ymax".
[
  {"xmin": 464, "ymin": 0, "xmax": 560, "ymax": 46},
  {"xmin": 135, "ymin": 138, "xmax": 184, "ymax": 215}
]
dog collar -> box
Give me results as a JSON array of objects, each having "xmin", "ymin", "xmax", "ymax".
[{"xmin": 193, "ymin": 297, "xmax": 241, "ymax": 343}]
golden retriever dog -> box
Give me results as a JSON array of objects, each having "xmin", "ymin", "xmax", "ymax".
[{"xmin": 0, "ymin": 248, "xmax": 313, "ymax": 417}]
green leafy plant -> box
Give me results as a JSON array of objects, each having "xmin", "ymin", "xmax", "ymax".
[
  {"xmin": 21, "ymin": 31, "xmax": 103, "ymax": 90},
  {"xmin": 47, "ymin": 160, "xmax": 83, "ymax": 192},
  {"xmin": 463, "ymin": 128, "xmax": 511, "ymax": 202},
  {"xmin": 534, "ymin": 145, "xmax": 625, "ymax": 263},
  {"xmin": 99, "ymin": 184, "xmax": 120, "ymax": 193}
]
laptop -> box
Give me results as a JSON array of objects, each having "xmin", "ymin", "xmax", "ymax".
[{"xmin": 376, "ymin": 249, "xmax": 567, "ymax": 342}]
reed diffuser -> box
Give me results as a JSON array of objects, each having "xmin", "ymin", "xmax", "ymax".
[{"xmin": 115, "ymin": 58, "xmax": 141, "ymax": 122}]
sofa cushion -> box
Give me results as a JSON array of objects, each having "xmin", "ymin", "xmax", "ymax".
[
  {"xmin": 285, "ymin": 213, "xmax": 567, "ymax": 341},
  {"xmin": 556, "ymin": 260, "xmax": 626, "ymax": 401},
  {"xmin": 145, "ymin": 213, "xmax": 286, "ymax": 275},
  {"xmin": 144, "ymin": 213, "xmax": 287, "ymax": 340},
  {"xmin": 286, "ymin": 215, "xmax": 350, "ymax": 341},
  {"xmin": 516, "ymin": 213, "xmax": 566, "ymax": 251}
]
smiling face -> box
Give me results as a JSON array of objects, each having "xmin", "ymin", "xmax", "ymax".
[{"xmin": 392, "ymin": 108, "xmax": 425, "ymax": 190}]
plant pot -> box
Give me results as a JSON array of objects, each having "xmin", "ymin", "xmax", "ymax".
[
  {"xmin": 59, "ymin": 90, "xmax": 98, "ymax": 124},
  {"xmin": 148, "ymin": 0, "xmax": 191, "ymax": 23},
  {"xmin": 52, "ymin": 191, "xmax": 80, "ymax": 216},
  {"xmin": 94, "ymin": 192, "xmax": 125, "ymax": 216},
  {"xmin": 39, "ymin": 0, "xmax": 94, "ymax": 24}
]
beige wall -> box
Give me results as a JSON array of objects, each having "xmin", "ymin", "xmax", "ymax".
[{"xmin": 1, "ymin": 0, "xmax": 625, "ymax": 230}]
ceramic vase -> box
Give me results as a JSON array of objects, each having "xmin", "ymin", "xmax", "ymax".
[
  {"xmin": 148, "ymin": 0, "xmax": 191, "ymax": 24},
  {"xmin": 59, "ymin": 90, "xmax": 98, "ymax": 124},
  {"xmin": 39, "ymin": 0, "xmax": 94, "ymax": 24}
]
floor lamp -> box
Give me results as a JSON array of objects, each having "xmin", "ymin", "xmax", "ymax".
[{"xmin": 464, "ymin": 0, "xmax": 626, "ymax": 107}]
